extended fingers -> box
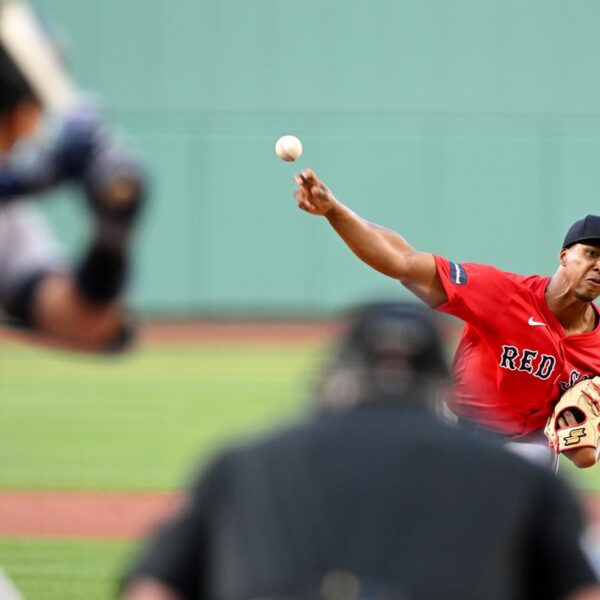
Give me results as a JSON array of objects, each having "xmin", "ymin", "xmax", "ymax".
[
  {"xmin": 294, "ymin": 174, "xmax": 325, "ymax": 200},
  {"xmin": 300, "ymin": 168, "xmax": 317, "ymax": 183},
  {"xmin": 311, "ymin": 184, "xmax": 325, "ymax": 198},
  {"xmin": 558, "ymin": 410, "xmax": 578, "ymax": 428},
  {"xmin": 295, "ymin": 169, "xmax": 321, "ymax": 189},
  {"xmin": 294, "ymin": 188, "xmax": 315, "ymax": 212},
  {"xmin": 293, "ymin": 188, "xmax": 305, "ymax": 202},
  {"xmin": 292, "ymin": 168, "xmax": 337, "ymax": 216}
]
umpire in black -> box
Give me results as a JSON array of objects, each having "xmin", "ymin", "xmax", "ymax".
[{"xmin": 121, "ymin": 303, "xmax": 600, "ymax": 600}]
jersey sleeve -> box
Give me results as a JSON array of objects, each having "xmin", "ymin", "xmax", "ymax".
[{"xmin": 433, "ymin": 254, "xmax": 523, "ymax": 327}]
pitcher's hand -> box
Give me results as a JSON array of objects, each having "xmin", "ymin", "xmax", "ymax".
[{"xmin": 293, "ymin": 169, "xmax": 340, "ymax": 216}]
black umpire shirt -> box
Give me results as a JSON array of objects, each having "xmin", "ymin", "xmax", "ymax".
[{"xmin": 122, "ymin": 401, "xmax": 598, "ymax": 600}]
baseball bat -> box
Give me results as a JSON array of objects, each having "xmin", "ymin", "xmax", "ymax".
[{"xmin": 0, "ymin": 0, "xmax": 78, "ymax": 115}]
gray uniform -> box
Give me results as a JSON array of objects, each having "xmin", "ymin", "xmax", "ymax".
[{"xmin": 0, "ymin": 201, "xmax": 63, "ymax": 314}]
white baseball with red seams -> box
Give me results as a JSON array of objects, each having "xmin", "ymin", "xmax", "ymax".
[{"xmin": 275, "ymin": 135, "xmax": 303, "ymax": 162}]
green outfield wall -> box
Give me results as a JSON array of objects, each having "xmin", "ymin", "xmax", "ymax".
[{"xmin": 33, "ymin": 0, "xmax": 600, "ymax": 316}]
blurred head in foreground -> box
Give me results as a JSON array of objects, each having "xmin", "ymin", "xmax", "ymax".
[{"xmin": 314, "ymin": 301, "xmax": 450, "ymax": 414}]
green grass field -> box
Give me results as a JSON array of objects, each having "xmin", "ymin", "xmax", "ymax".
[
  {"xmin": 0, "ymin": 342, "xmax": 321, "ymax": 491},
  {"xmin": 0, "ymin": 539, "xmax": 131, "ymax": 600},
  {"xmin": 0, "ymin": 338, "xmax": 598, "ymax": 599},
  {"xmin": 0, "ymin": 339, "xmax": 324, "ymax": 599}
]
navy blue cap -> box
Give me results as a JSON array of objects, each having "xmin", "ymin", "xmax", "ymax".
[{"xmin": 563, "ymin": 215, "xmax": 600, "ymax": 249}]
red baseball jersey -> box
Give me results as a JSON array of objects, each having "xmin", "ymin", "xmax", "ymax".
[{"xmin": 433, "ymin": 255, "xmax": 600, "ymax": 437}]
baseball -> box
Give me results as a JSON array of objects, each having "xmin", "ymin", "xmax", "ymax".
[{"xmin": 275, "ymin": 135, "xmax": 303, "ymax": 162}]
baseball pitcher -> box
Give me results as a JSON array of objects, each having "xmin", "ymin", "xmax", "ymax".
[{"xmin": 293, "ymin": 169, "xmax": 600, "ymax": 470}]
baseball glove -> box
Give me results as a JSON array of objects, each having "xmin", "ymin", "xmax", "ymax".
[{"xmin": 544, "ymin": 376, "xmax": 600, "ymax": 453}]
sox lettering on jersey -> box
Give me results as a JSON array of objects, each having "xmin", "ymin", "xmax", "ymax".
[
  {"xmin": 559, "ymin": 370, "xmax": 591, "ymax": 392},
  {"xmin": 499, "ymin": 345, "xmax": 556, "ymax": 380},
  {"xmin": 500, "ymin": 347, "xmax": 594, "ymax": 389}
]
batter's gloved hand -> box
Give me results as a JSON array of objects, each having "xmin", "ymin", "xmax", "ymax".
[
  {"xmin": 56, "ymin": 103, "xmax": 146, "ymax": 226},
  {"xmin": 83, "ymin": 137, "xmax": 146, "ymax": 228},
  {"xmin": 544, "ymin": 376, "xmax": 600, "ymax": 456}
]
